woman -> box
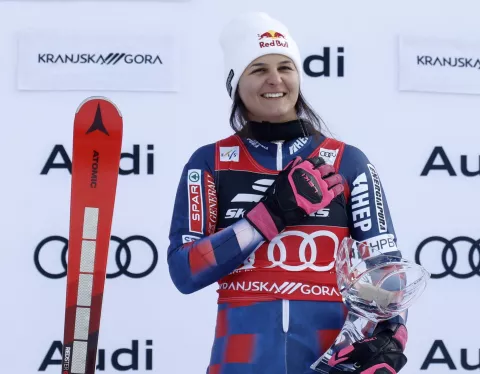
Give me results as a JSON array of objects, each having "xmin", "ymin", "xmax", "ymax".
[{"xmin": 167, "ymin": 12, "xmax": 408, "ymax": 374}]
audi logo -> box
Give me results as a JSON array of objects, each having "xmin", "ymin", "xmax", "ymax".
[
  {"xmin": 239, "ymin": 230, "xmax": 338, "ymax": 272},
  {"xmin": 415, "ymin": 236, "xmax": 480, "ymax": 279},
  {"xmin": 34, "ymin": 235, "xmax": 158, "ymax": 279}
]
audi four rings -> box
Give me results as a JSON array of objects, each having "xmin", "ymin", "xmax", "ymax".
[
  {"xmin": 415, "ymin": 236, "xmax": 480, "ymax": 279},
  {"xmin": 34, "ymin": 235, "xmax": 158, "ymax": 279},
  {"xmin": 238, "ymin": 230, "xmax": 339, "ymax": 272}
]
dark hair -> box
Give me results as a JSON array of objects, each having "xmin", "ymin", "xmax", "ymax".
[{"xmin": 229, "ymin": 89, "xmax": 330, "ymax": 139}]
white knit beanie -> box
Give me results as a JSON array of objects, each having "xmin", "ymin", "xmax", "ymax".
[{"xmin": 219, "ymin": 12, "xmax": 302, "ymax": 99}]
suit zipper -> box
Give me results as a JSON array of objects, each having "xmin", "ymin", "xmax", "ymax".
[
  {"xmin": 276, "ymin": 141, "xmax": 283, "ymax": 171},
  {"xmin": 283, "ymin": 299, "xmax": 289, "ymax": 373},
  {"xmin": 276, "ymin": 141, "xmax": 289, "ymax": 373},
  {"xmin": 282, "ymin": 299, "xmax": 290, "ymax": 332}
]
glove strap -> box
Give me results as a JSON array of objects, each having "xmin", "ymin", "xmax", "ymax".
[
  {"xmin": 392, "ymin": 325, "xmax": 408, "ymax": 351},
  {"xmin": 245, "ymin": 202, "xmax": 282, "ymax": 241},
  {"xmin": 359, "ymin": 363, "xmax": 397, "ymax": 374}
]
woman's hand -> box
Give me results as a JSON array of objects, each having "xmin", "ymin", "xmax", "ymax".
[
  {"xmin": 245, "ymin": 156, "xmax": 344, "ymax": 241},
  {"xmin": 328, "ymin": 324, "xmax": 408, "ymax": 374}
]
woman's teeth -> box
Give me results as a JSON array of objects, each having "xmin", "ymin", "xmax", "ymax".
[{"xmin": 262, "ymin": 93, "xmax": 285, "ymax": 98}]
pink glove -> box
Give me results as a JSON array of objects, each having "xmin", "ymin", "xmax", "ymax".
[
  {"xmin": 328, "ymin": 324, "xmax": 408, "ymax": 374},
  {"xmin": 245, "ymin": 156, "xmax": 344, "ymax": 241}
]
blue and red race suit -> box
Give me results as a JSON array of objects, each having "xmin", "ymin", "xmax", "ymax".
[{"xmin": 167, "ymin": 130, "xmax": 407, "ymax": 374}]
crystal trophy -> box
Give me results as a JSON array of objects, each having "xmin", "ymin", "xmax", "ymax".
[{"xmin": 310, "ymin": 237, "xmax": 430, "ymax": 373}]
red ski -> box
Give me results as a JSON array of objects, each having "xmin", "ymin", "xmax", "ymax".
[{"xmin": 61, "ymin": 97, "xmax": 123, "ymax": 374}]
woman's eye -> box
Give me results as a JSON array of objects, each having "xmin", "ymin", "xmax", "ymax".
[{"xmin": 251, "ymin": 66, "xmax": 292, "ymax": 74}]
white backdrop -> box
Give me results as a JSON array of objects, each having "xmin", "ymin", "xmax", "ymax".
[{"xmin": 1, "ymin": 0, "xmax": 479, "ymax": 373}]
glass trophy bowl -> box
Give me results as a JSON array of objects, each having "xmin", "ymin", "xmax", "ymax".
[{"xmin": 311, "ymin": 237, "xmax": 430, "ymax": 373}]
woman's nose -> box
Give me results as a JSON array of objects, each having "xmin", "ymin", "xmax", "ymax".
[{"xmin": 265, "ymin": 70, "xmax": 282, "ymax": 85}]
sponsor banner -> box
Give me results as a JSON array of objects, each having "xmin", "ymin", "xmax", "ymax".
[
  {"xmin": 17, "ymin": 32, "xmax": 180, "ymax": 91},
  {"xmin": 398, "ymin": 35, "xmax": 480, "ymax": 95}
]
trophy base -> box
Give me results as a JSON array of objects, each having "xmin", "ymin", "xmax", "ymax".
[{"xmin": 310, "ymin": 312, "xmax": 376, "ymax": 373}]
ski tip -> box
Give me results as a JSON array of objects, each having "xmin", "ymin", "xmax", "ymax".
[{"xmin": 75, "ymin": 96, "xmax": 123, "ymax": 117}]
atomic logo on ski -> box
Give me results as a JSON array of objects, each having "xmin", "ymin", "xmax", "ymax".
[{"xmin": 86, "ymin": 103, "xmax": 110, "ymax": 136}]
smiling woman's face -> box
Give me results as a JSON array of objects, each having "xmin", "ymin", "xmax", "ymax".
[{"xmin": 237, "ymin": 54, "xmax": 299, "ymax": 122}]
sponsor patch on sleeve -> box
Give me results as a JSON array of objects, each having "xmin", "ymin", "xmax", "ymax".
[
  {"xmin": 362, "ymin": 234, "xmax": 398, "ymax": 254},
  {"xmin": 367, "ymin": 164, "xmax": 387, "ymax": 233},
  {"xmin": 182, "ymin": 234, "xmax": 201, "ymax": 244},
  {"xmin": 205, "ymin": 171, "xmax": 218, "ymax": 235},
  {"xmin": 187, "ymin": 169, "xmax": 203, "ymax": 234}
]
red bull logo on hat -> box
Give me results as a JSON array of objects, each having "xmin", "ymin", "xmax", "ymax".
[{"xmin": 257, "ymin": 30, "xmax": 289, "ymax": 49}]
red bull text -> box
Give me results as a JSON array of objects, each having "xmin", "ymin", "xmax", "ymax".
[{"xmin": 257, "ymin": 30, "xmax": 289, "ymax": 49}]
